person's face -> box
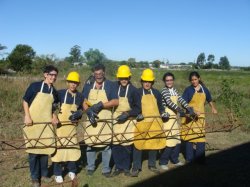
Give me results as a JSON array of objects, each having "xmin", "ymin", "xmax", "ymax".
[
  {"xmin": 165, "ymin": 76, "xmax": 174, "ymax": 88},
  {"xmin": 190, "ymin": 76, "xmax": 200, "ymax": 87},
  {"xmin": 119, "ymin": 78, "xmax": 130, "ymax": 87},
  {"xmin": 44, "ymin": 70, "xmax": 57, "ymax": 84},
  {"xmin": 142, "ymin": 81, "xmax": 153, "ymax": 90},
  {"xmin": 67, "ymin": 81, "xmax": 79, "ymax": 92},
  {"xmin": 94, "ymin": 69, "xmax": 105, "ymax": 84}
]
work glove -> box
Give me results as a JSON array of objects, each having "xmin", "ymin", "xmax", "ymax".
[
  {"xmin": 161, "ymin": 112, "xmax": 170, "ymax": 122},
  {"xmin": 186, "ymin": 107, "xmax": 195, "ymax": 117},
  {"xmin": 177, "ymin": 108, "xmax": 186, "ymax": 117},
  {"xmin": 90, "ymin": 101, "xmax": 104, "ymax": 114},
  {"xmin": 136, "ymin": 114, "xmax": 144, "ymax": 122},
  {"xmin": 86, "ymin": 108, "xmax": 98, "ymax": 125},
  {"xmin": 69, "ymin": 110, "xmax": 83, "ymax": 121},
  {"xmin": 117, "ymin": 112, "xmax": 129, "ymax": 124}
]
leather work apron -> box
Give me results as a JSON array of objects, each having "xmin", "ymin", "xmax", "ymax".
[
  {"xmin": 51, "ymin": 90, "xmax": 81, "ymax": 162},
  {"xmin": 163, "ymin": 94, "xmax": 181, "ymax": 147},
  {"xmin": 113, "ymin": 85, "xmax": 135, "ymax": 146},
  {"xmin": 23, "ymin": 82, "xmax": 55, "ymax": 154},
  {"xmin": 84, "ymin": 81, "xmax": 112, "ymax": 147},
  {"xmin": 134, "ymin": 89, "xmax": 166, "ymax": 150},
  {"xmin": 181, "ymin": 85, "xmax": 206, "ymax": 142}
]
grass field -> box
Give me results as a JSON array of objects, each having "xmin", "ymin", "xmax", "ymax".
[{"xmin": 0, "ymin": 67, "xmax": 250, "ymax": 187}]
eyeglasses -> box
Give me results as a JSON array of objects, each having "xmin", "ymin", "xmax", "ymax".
[
  {"xmin": 48, "ymin": 73, "xmax": 57, "ymax": 77},
  {"xmin": 165, "ymin": 79, "xmax": 173, "ymax": 82}
]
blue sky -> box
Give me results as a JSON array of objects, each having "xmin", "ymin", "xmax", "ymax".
[{"xmin": 1, "ymin": 0, "xmax": 250, "ymax": 66}]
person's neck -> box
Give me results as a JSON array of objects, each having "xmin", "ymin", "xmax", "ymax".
[
  {"xmin": 68, "ymin": 89, "xmax": 76, "ymax": 95},
  {"xmin": 95, "ymin": 81, "xmax": 103, "ymax": 89},
  {"xmin": 44, "ymin": 80, "xmax": 52, "ymax": 88}
]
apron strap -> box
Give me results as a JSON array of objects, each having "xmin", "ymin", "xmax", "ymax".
[
  {"xmin": 199, "ymin": 84, "xmax": 205, "ymax": 93},
  {"xmin": 64, "ymin": 90, "xmax": 76, "ymax": 104},
  {"xmin": 143, "ymin": 88, "xmax": 153, "ymax": 95},
  {"xmin": 118, "ymin": 84, "xmax": 130, "ymax": 98},
  {"xmin": 93, "ymin": 81, "xmax": 105, "ymax": 90},
  {"xmin": 40, "ymin": 82, "xmax": 53, "ymax": 94}
]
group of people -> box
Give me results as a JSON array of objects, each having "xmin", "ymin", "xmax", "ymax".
[{"xmin": 23, "ymin": 64, "xmax": 217, "ymax": 187}]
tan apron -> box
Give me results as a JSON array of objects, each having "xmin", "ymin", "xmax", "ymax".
[
  {"xmin": 113, "ymin": 85, "xmax": 135, "ymax": 146},
  {"xmin": 163, "ymin": 94, "xmax": 181, "ymax": 147},
  {"xmin": 51, "ymin": 90, "xmax": 81, "ymax": 162},
  {"xmin": 181, "ymin": 85, "xmax": 206, "ymax": 142},
  {"xmin": 23, "ymin": 82, "xmax": 56, "ymax": 154},
  {"xmin": 84, "ymin": 81, "xmax": 112, "ymax": 147},
  {"xmin": 134, "ymin": 89, "xmax": 166, "ymax": 150}
]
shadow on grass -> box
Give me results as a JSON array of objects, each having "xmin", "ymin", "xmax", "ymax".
[{"xmin": 129, "ymin": 142, "xmax": 250, "ymax": 187}]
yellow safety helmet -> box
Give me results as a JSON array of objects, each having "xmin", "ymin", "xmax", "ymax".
[
  {"xmin": 66, "ymin": 71, "xmax": 80, "ymax": 83},
  {"xmin": 116, "ymin": 65, "xmax": 132, "ymax": 78},
  {"xmin": 141, "ymin": 68, "xmax": 155, "ymax": 81}
]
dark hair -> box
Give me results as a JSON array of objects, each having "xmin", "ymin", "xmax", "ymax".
[
  {"xmin": 92, "ymin": 63, "xmax": 105, "ymax": 72},
  {"xmin": 43, "ymin": 65, "xmax": 58, "ymax": 73},
  {"xmin": 162, "ymin": 72, "xmax": 175, "ymax": 82},
  {"xmin": 189, "ymin": 71, "xmax": 203, "ymax": 84}
]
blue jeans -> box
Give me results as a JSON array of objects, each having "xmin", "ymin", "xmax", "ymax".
[
  {"xmin": 112, "ymin": 145, "xmax": 132, "ymax": 171},
  {"xmin": 159, "ymin": 144, "xmax": 180, "ymax": 165},
  {"xmin": 53, "ymin": 161, "xmax": 77, "ymax": 176},
  {"xmin": 132, "ymin": 146, "xmax": 157, "ymax": 170},
  {"xmin": 185, "ymin": 142, "xmax": 205, "ymax": 163},
  {"xmin": 86, "ymin": 146, "xmax": 111, "ymax": 173},
  {"xmin": 28, "ymin": 153, "xmax": 49, "ymax": 180}
]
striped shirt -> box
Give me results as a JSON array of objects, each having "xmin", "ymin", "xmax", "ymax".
[{"xmin": 161, "ymin": 87, "xmax": 189, "ymax": 111}]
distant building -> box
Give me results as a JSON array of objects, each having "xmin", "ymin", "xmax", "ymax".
[
  {"xmin": 73, "ymin": 62, "xmax": 87, "ymax": 66},
  {"xmin": 159, "ymin": 63, "xmax": 192, "ymax": 69}
]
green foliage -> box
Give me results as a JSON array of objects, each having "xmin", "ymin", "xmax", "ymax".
[
  {"xmin": 69, "ymin": 45, "xmax": 82, "ymax": 63},
  {"xmin": 207, "ymin": 54, "xmax": 215, "ymax": 63},
  {"xmin": 218, "ymin": 79, "xmax": 243, "ymax": 117},
  {"xmin": 31, "ymin": 54, "xmax": 57, "ymax": 74},
  {"xmin": 8, "ymin": 44, "xmax": 36, "ymax": 72},
  {"xmin": 152, "ymin": 60, "xmax": 161, "ymax": 68},
  {"xmin": 219, "ymin": 56, "xmax": 231, "ymax": 70},
  {"xmin": 196, "ymin": 52, "xmax": 206, "ymax": 66},
  {"xmin": 84, "ymin": 48, "xmax": 107, "ymax": 67}
]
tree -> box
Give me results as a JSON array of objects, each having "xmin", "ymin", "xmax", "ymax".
[
  {"xmin": 219, "ymin": 56, "xmax": 230, "ymax": 70},
  {"xmin": 32, "ymin": 54, "xmax": 57, "ymax": 73},
  {"xmin": 69, "ymin": 45, "xmax": 81, "ymax": 63},
  {"xmin": 196, "ymin": 53, "xmax": 206, "ymax": 67},
  {"xmin": 0, "ymin": 44, "xmax": 7, "ymax": 57},
  {"xmin": 152, "ymin": 60, "xmax": 161, "ymax": 68},
  {"xmin": 207, "ymin": 54, "xmax": 215, "ymax": 63},
  {"xmin": 84, "ymin": 48, "xmax": 107, "ymax": 66},
  {"xmin": 8, "ymin": 44, "xmax": 36, "ymax": 71}
]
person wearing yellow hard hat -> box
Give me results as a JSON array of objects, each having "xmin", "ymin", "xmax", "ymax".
[
  {"xmin": 131, "ymin": 68, "xmax": 169, "ymax": 177},
  {"xmin": 112, "ymin": 65, "xmax": 141, "ymax": 177},
  {"xmin": 52, "ymin": 71, "xmax": 83, "ymax": 184},
  {"xmin": 23, "ymin": 65, "xmax": 59, "ymax": 187}
]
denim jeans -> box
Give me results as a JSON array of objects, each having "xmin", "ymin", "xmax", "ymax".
[
  {"xmin": 112, "ymin": 145, "xmax": 132, "ymax": 171},
  {"xmin": 185, "ymin": 141, "xmax": 205, "ymax": 163},
  {"xmin": 28, "ymin": 153, "xmax": 49, "ymax": 180},
  {"xmin": 132, "ymin": 146, "xmax": 157, "ymax": 170},
  {"xmin": 159, "ymin": 144, "xmax": 180, "ymax": 165},
  {"xmin": 86, "ymin": 146, "xmax": 111, "ymax": 173},
  {"xmin": 53, "ymin": 161, "xmax": 77, "ymax": 176}
]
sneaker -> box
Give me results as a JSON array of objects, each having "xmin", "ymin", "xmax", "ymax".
[
  {"xmin": 68, "ymin": 172, "xmax": 76, "ymax": 180},
  {"xmin": 87, "ymin": 170, "xmax": 94, "ymax": 176},
  {"xmin": 131, "ymin": 169, "xmax": 139, "ymax": 177},
  {"xmin": 148, "ymin": 166, "xmax": 160, "ymax": 174},
  {"xmin": 41, "ymin": 176, "xmax": 53, "ymax": 184},
  {"xmin": 160, "ymin": 165, "xmax": 169, "ymax": 170},
  {"xmin": 31, "ymin": 179, "xmax": 40, "ymax": 187},
  {"xmin": 102, "ymin": 172, "xmax": 112, "ymax": 178},
  {"xmin": 55, "ymin": 176, "xmax": 63, "ymax": 183},
  {"xmin": 174, "ymin": 161, "xmax": 184, "ymax": 166},
  {"xmin": 112, "ymin": 169, "xmax": 123, "ymax": 177}
]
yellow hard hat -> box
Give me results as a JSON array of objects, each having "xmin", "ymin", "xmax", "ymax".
[
  {"xmin": 141, "ymin": 68, "xmax": 155, "ymax": 81},
  {"xmin": 116, "ymin": 65, "xmax": 132, "ymax": 78},
  {"xmin": 66, "ymin": 71, "xmax": 80, "ymax": 83}
]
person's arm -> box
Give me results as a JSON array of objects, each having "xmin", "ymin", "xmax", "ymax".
[
  {"xmin": 103, "ymin": 99, "xmax": 119, "ymax": 108},
  {"xmin": 155, "ymin": 89, "xmax": 165, "ymax": 114},
  {"xmin": 23, "ymin": 100, "xmax": 32, "ymax": 125},
  {"xmin": 128, "ymin": 88, "xmax": 141, "ymax": 117},
  {"xmin": 204, "ymin": 86, "xmax": 217, "ymax": 114},
  {"xmin": 209, "ymin": 101, "xmax": 217, "ymax": 114},
  {"xmin": 161, "ymin": 88, "xmax": 180, "ymax": 111}
]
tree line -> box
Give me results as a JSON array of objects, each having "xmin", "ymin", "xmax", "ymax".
[{"xmin": 0, "ymin": 43, "xmax": 245, "ymax": 74}]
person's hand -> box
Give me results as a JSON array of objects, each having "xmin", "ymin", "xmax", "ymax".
[
  {"xmin": 24, "ymin": 115, "xmax": 33, "ymax": 126},
  {"xmin": 52, "ymin": 115, "xmax": 59, "ymax": 126},
  {"xmin": 69, "ymin": 110, "xmax": 83, "ymax": 121},
  {"xmin": 86, "ymin": 108, "xmax": 99, "ymax": 125},
  {"xmin": 211, "ymin": 107, "xmax": 218, "ymax": 114},
  {"xmin": 161, "ymin": 112, "xmax": 170, "ymax": 122},
  {"xmin": 136, "ymin": 114, "xmax": 144, "ymax": 122},
  {"xmin": 186, "ymin": 107, "xmax": 195, "ymax": 117},
  {"xmin": 90, "ymin": 101, "xmax": 104, "ymax": 114},
  {"xmin": 117, "ymin": 112, "xmax": 129, "ymax": 123}
]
